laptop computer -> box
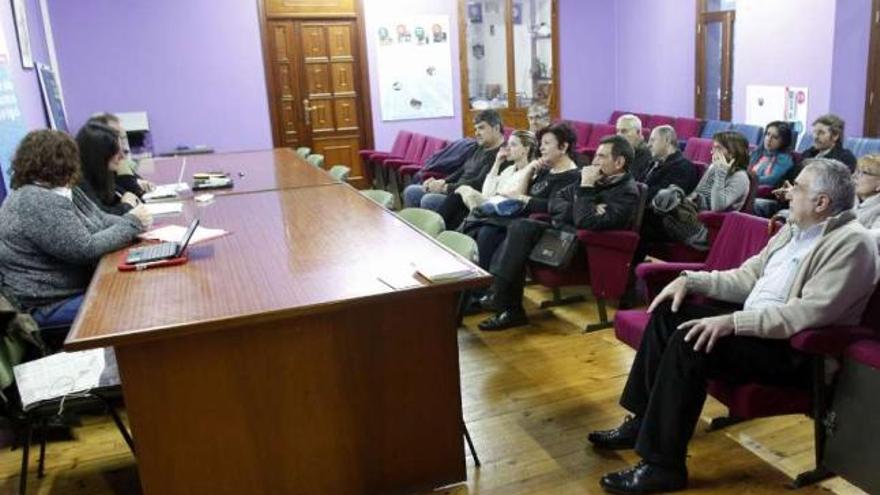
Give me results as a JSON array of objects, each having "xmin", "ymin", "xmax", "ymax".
[{"xmin": 126, "ymin": 218, "xmax": 200, "ymax": 264}]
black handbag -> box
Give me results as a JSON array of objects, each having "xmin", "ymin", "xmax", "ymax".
[{"xmin": 528, "ymin": 228, "xmax": 578, "ymax": 268}]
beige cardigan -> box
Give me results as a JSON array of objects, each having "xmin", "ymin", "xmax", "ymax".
[{"xmin": 684, "ymin": 211, "xmax": 879, "ymax": 339}]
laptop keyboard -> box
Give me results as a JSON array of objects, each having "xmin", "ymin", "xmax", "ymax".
[{"xmin": 127, "ymin": 242, "xmax": 177, "ymax": 263}]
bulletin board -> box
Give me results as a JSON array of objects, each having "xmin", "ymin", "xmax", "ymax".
[{"xmin": 375, "ymin": 15, "xmax": 454, "ymax": 121}]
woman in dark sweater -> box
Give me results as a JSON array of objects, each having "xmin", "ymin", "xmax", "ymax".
[
  {"xmin": 0, "ymin": 130, "xmax": 151, "ymax": 334},
  {"xmin": 77, "ymin": 121, "xmax": 142, "ymax": 214}
]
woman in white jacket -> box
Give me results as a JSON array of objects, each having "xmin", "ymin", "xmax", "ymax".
[{"xmin": 455, "ymin": 129, "xmax": 539, "ymax": 211}]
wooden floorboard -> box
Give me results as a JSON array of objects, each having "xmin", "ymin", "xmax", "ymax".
[{"xmin": 0, "ymin": 284, "xmax": 867, "ymax": 494}]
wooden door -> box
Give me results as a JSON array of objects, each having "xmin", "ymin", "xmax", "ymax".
[
  {"xmin": 265, "ymin": 18, "xmax": 370, "ymax": 187},
  {"xmin": 695, "ymin": 8, "xmax": 735, "ymax": 120},
  {"xmin": 865, "ymin": 0, "xmax": 880, "ymax": 137}
]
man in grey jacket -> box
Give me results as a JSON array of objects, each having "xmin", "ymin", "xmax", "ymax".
[{"xmin": 588, "ymin": 158, "xmax": 879, "ymax": 494}]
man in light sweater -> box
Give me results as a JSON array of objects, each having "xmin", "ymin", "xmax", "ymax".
[{"xmin": 588, "ymin": 158, "xmax": 879, "ymax": 494}]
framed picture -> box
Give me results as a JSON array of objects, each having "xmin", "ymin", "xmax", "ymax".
[
  {"xmin": 11, "ymin": 0, "xmax": 33, "ymax": 69},
  {"xmin": 512, "ymin": 3, "xmax": 523, "ymax": 24},
  {"xmin": 467, "ymin": 2, "xmax": 483, "ymax": 24}
]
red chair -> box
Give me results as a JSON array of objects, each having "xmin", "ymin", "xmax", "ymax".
[
  {"xmin": 683, "ymin": 137, "xmax": 713, "ymax": 168},
  {"xmin": 582, "ymin": 123, "xmax": 617, "ymax": 158},
  {"xmin": 608, "ymin": 110, "xmax": 627, "ymax": 125},
  {"xmin": 570, "ymin": 120, "xmax": 593, "ymax": 154},
  {"xmin": 529, "ymin": 183, "xmax": 648, "ymax": 332},
  {"xmin": 359, "ymin": 131, "xmax": 413, "ymax": 185},
  {"xmin": 393, "ymin": 138, "xmax": 448, "ymax": 189},
  {"xmin": 615, "ymin": 215, "xmax": 878, "ymax": 488},
  {"xmin": 673, "ymin": 117, "xmax": 703, "ymax": 142},
  {"xmin": 646, "ymin": 114, "xmax": 675, "ymax": 130},
  {"xmin": 375, "ymin": 133, "xmax": 427, "ymax": 189}
]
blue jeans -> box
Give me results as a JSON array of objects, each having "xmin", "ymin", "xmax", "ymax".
[
  {"xmin": 402, "ymin": 185, "xmax": 447, "ymax": 211},
  {"xmin": 32, "ymin": 294, "xmax": 84, "ymax": 328}
]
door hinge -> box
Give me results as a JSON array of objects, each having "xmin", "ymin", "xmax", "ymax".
[
  {"xmin": 697, "ymin": 23, "xmax": 702, "ymax": 34},
  {"xmin": 871, "ymin": 91, "xmax": 875, "ymax": 107},
  {"xmin": 875, "ymin": 9, "xmax": 879, "ymax": 24},
  {"xmin": 696, "ymin": 85, "xmax": 701, "ymax": 96}
]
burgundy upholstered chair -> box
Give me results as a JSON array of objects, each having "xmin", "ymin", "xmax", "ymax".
[
  {"xmin": 672, "ymin": 117, "xmax": 703, "ymax": 143},
  {"xmin": 528, "ymin": 183, "xmax": 648, "ymax": 332},
  {"xmin": 616, "ymin": 213, "xmax": 880, "ymax": 488},
  {"xmin": 385, "ymin": 137, "xmax": 446, "ymax": 192},
  {"xmin": 373, "ymin": 133, "xmax": 427, "ymax": 189},
  {"xmin": 570, "ymin": 120, "xmax": 593, "ymax": 154},
  {"xmin": 646, "ymin": 114, "xmax": 675, "ymax": 130},
  {"xmin": 582, "ymin": 123, "xmax": 617, "ymax": 158},
  {"xmin": 359, "ymin": 130, "xmax": 413, "ymax": 185}
]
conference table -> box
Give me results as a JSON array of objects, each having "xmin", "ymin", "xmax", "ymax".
[{"xmin": 65, "ymin": 149, "xmax": 490, "ymax": 494}]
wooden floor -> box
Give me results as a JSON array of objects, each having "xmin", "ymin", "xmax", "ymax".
[{"xmin": 0, "ymin": 285, "xmax": 867, "ymax": 495}]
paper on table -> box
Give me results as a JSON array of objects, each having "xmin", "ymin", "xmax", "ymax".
[
  {"xmin": 142, "ymin": 182, "xmax": 190, "ymax": 202},
  {"xmin": 140, "ymin": 224, "xmax": 228, "ymax": 244},
  {"xmin": 13, "ymin": 348, "xmax": 120, "ymax": 410},
  {"xmin": 143, "ymin": 202, "xmax": 183, "ymax": 216},
  {"xmin": 411, "ymin": 259, "xmax": 475, "ymax": 283}
]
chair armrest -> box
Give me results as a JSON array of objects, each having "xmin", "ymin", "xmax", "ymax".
[
  {"xmin": 398, "ymin": 164, "xmax": 423, "ymax": 176},
  {"xmin": 697, "ymin": 211, "xmax": 726, "ymax": 229},
  {"xmin": 790, "ymin": 326, "xmax": 878, "ymax": 357},
  {"xmin": 635, "ymin": 261, "xmax": 706, "ymax": 301},
  {"xmin": 382, "ymin": 159, "xmax": 416, "ymax": 169},
  {"xmin": 578, "ymin": 230, "xmax": 639, "ymax": 252}
]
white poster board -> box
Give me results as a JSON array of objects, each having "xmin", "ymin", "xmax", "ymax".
[
  {"xmin": 375, "ymin": 16, "xmax": 454, "ymax": 121},
  {"xmin": 745, "ymin": 85, "xmax": 809, "ymax": 137}
]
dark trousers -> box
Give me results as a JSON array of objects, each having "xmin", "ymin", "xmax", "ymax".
[
  {"xmin": 437, "ymin": 193, "xmax": 470, "ymax": 231},
  {"xmin": 621, "ymin": 302, "xmax": 811, "ymax": 469},
  {"xmin": 490, "ymin": 218, "xmax": 550, "ymax": 311},
  {"xmin": 474, "ymin": 224, "xmax": 507, "ymax": 270}
]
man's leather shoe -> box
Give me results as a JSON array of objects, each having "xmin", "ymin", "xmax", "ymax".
[
  {"xmin": 478, "ymin": 293, "xmax": 497, "ymax": 312},
  {"xmin": 600, "ymin": 461, "xmax": 687, "ymax": 494},
  {"xmin": 478, "ymin": 309, "xmax": 528, "ymax": 331},
  {"xmin": 587, "ymin": 415, "xmax": 640, "ymax": 450}
]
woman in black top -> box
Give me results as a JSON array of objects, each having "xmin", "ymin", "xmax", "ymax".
[
  {"xmin": 77, "ymin": 122, "xmax": 141, "ymax": 215},
  {"xmin": 464, "ymin": 122, "xmax": 580, "ymax": 270}
]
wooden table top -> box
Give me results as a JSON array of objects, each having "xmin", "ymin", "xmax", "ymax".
[
  {"xmin": 135, "ymin": 148, "xmax": 338, "ymax": 195},
  {"xmin": 65, "ymin": 184, "xmax": 490, "ymax": 350}
]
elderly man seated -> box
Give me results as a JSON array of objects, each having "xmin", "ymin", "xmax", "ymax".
[{"xmin": 588, "ymin": 158, "xmax": 879, "ymax": 494}]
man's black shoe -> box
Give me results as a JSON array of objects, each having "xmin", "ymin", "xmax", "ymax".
[
  {"xmin": 587, "ymin": 415, "xmax": 641, "ymax": 450},
  {"xmin": 478, "ymin": 294, "xmax": 497, "ymax": 312},
  {"xmin": 600, "ymin": 461, "xmax": 687, "ymax": 494},
  {"xmin": 462, "ymin": 295, "xmax": 486, "ymax": 316},
  {"xmin": 478, "ymin": 309, "xmax": 528, "ymax": 331}
]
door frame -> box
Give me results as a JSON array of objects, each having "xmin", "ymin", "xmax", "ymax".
[
  {"xmin": 256, "ymin": 0, "xmax": 375, "ymax": 151},
  {"xmin": 694, "ymin": 0, "xmax": 735, "ymax": 121},
  {"xmin": 864, "ymin": 0, "xmax": 880, "ymax": 137}
]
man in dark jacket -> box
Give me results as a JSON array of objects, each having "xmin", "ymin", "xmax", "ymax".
[
  {"xmin": 638, "ymin": 125, "xmax": 700, "ymax": 244},
  {"xmin": 802, "ymin": 113, "xmax": 857, "ymax": 171},
  {"xmin": 478, "ymin": 135, "xmax": 640, "ymax": 331},
  {"xmin": 402, "ymin": 110, "xmax": 504, "ymax": 211}
]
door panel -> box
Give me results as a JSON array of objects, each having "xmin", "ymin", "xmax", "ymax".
[
  {"xmin": 865, "ymin": 0, "xmax": 880, "ymax": 137},
  {"xmin": 695, "ymin": 11, "xmax": 734, "ymax": 120},
  {"xmin": 264, "ymin": 15, "xmax": 369, "ymax": 186}
]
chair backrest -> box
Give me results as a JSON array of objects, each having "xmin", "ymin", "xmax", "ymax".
[
  {"xmin": 403, "ymin": 134, "xmax": 428, "ymax": 162},
  {"xmin": 732, "ymin": 123, "xmax": 764, "ymax": 146},
  {"xmin": 741, "ymin": 171, "xmax": 758, "ymax": 213},
  {"xmin": 631, "ymin": 182, "xmax": 650, "ymax": 231},
  {"xmin": 646, "ymin": 114, "xmax": 675, "ymax": 129},
  {"xmin": 570, "ymin": 120, "xmax": 593, "ymax": 150},
  {"xmin": 633, "ymin": 113, "xmax": 651, "ymax": 126},
  {"xmin": 397, "ymin": 208, "xmax": 445, "ymax": 237},
  {"xmin": 796, "ymin": 132, "xmax": 814, "ymax": 153},
  {"xmin": 437, "ymin": 230, "xmax": 478, "ymax": 262},
  {"xmin": 700, "ymin": 119, "xmax": 732, "ymax": 138},
  {"xmin": 306, "ymin": 154, "xmax": 325, "ymax": 168},
  {"xmin": 683, "ymin": 137, "xmax": 713, "ymax": 164},
  {"xmin": 703, "ymin": 212, "xmax": 772, "ymax": 272},
  {"xmin": 673, "ymin": 117, "xmax": 703, "ymax": 140},
  {"xmin": 390, "ymin": 131, "xmax": 414, "ymax": 156},
  {"xmin": 296, "ymin": 147, "xmax": 311, "ymax": 158},
  {"xmin": 329, "ymin": 165, "xmax": 351, "ymax": 182},
  {"xmin": 419, "ymin": 137, "xmax": 447, "ymax": 165},
  {"xmin": 585, "ymin": 123, "xmax": 617, "ymax": 149},
  {"xmin": 360, "ymin": 189, "xmax": 394, "ymax": 209},
  {"xmin": 844, "ymin": 137, "xmax": 880, "ymax": 158}
]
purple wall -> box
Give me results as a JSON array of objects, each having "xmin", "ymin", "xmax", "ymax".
[
  {"xmin": 1, "ymin": 0, "xmax": 50, "ymax": 130},
  {"xmin": 47, "ymin": 0, "xmax": 272, "ymax": 154},
  {"xmin": 559, "ymin": 0, "xmax": 616, "ymax": 122},
  {"xmin": 830, "ymin": 0, "xmax": 872, "ymax": 137},
  {"xmin": 362, "ymin": 0, "xmax": 463, "ymax": 150},
  {"xmin": 614, "ymin": 0, "xmax": 695, "ymax": 118},
  {"xmin": 732, "ymin": 0, "xmax": 836, "ymax": 126}
]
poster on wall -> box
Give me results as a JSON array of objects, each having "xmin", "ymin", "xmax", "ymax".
[
  {"xmin": 10, "ymin": 0, "xmax": 33, "ymax": 69},
  {"xmin": 745, "ymin": 85, "xmax": 809, "ymax": 141},
  {"xmin": 0, "ymin": 20, "xmax": 29, "ymax": 199},
  {"xmin": 375, "ymin": 15, "xmax": 454, "ymax": 121},
  {"xmin": 36, "ymin": 63, "xmax": 68, "ymax": 132}
]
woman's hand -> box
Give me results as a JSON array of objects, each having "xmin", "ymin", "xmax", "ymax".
[
  {"xmin": 137, "ymin": 179, "xmax": 156, "ymax": 193},
  {"xmin": 711, "ymin": 150, "xmax": 731, "ymax": 171},
  {"xmin": 128, "ymin": 204, "xmax": 154, "ymax": 230},
  {"xmin": 120, "ymin": 192, "xmax": 141, "ymax": 207}
]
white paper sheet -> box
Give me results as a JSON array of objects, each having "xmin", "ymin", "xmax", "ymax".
[
  {"xmin": 140, "ymin": 224, "xmax": 228, "ymax": 244},
  {"xmin": 13, "ymin": 348, "xmax": 120, "ymax": 410}
]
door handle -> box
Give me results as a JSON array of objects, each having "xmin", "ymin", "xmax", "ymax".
[{"xmin": 302, "ymin": 99, "xmax": 317, "ymax": 125}]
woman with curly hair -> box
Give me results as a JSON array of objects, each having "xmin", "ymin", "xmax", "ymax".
[{"xmin": 0, "ymin": 130, "xmax": 152, "ymax": 336}]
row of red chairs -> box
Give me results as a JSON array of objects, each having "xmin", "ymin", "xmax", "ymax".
[{"xmin": 358, "ymin": 131, "xmax": 450, "ymax": 189}]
